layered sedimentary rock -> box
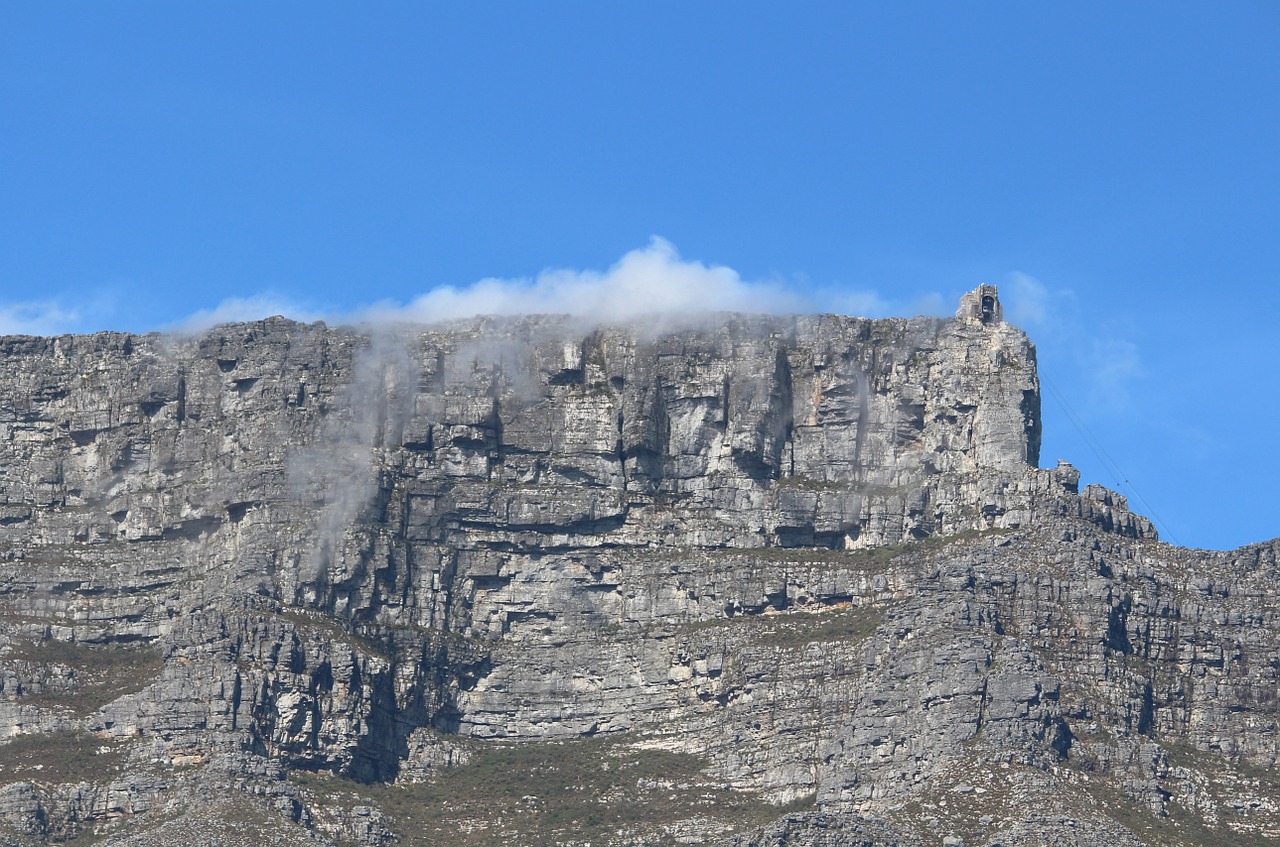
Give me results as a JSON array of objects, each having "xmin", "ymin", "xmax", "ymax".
[{"xmin": 0, "ymin": 287, "xmax": 1275, "ymax": 846}]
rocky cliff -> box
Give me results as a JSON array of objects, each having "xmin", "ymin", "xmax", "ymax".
[{"xmin": 0, "ymin": 286, "xmax": 1276, "ymax": 847}]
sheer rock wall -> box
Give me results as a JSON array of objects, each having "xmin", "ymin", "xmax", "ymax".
[{"xmin": 0, "ymin": 289, "xmax": 1275, "ymax": 846}]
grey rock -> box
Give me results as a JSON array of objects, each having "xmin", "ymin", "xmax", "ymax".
[{"xmin": 0, "ymin": 288, "xmax": 1273, "ymax": 846}]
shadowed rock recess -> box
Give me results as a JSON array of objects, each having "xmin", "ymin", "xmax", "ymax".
[{"xmin": 0, "ymin": 286, "xmax": 1276, "ymax": 846}]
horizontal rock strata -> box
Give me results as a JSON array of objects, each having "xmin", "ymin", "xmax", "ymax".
[{"xmin": 0, "ymin": 288, "xmax": 1275, "ymax": 846}]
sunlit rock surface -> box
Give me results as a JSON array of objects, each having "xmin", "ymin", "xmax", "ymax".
[{"xmin": 0, "ymin": 288, "xmax": 1276, "ymax": 846}]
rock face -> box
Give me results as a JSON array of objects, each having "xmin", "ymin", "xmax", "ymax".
[{"xmin": 0, "ymin": 287, "xmax": 1276, "ymax": 846}]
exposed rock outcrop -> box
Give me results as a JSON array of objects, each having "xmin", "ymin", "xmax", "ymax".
[{"xmin": 0, "ymin": 288, "xmax": 1274, "ymax": 846}]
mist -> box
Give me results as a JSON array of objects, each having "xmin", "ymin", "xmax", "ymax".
[
  {"xmin": 359, "ymin": 237, "xmax": 803, "ymax": 326},
  {"xmin": 287, "ymin": 330, "xmax": 417, "ymax": 596}
]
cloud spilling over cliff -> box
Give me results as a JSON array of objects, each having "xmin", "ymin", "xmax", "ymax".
[
  {"xmin": 0, "ymin": 300, "xmax": 83, "ymax": 336},
  {"xmin": 1002, "ymin": 271, "xmax": 1143, "ymax": 417},
  {"xmin": 288, "ymin": 331, "xmax": 416, "ymax": 590},
  {"xmin": 178, "ymin": 295, "xmax": 326, "ymax": 333},
  {"xmin": 165, "ymin": 238, "xmax": 801, "ymax": 333},
  {"xmin": 0, "ymin": 241, "xmax": 900, "ymax": 337},
  {"xmin": 360, "ymin": 237, "xmax": 802, "ymax": 326}
]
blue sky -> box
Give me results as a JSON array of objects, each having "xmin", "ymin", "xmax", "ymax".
[{"xmin": 1, "ymin": 2, "xmax": 1277, "ymax": 550}]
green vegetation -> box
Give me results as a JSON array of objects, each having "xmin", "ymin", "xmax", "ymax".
[
  {"xmin": 1147, "ymin": 741, "xmax": 1280, "ymax": 847},
  {"xmin": 770, "ymin": 476, "xmax": 848, "ymax": 492},
  {"xmin": 5, "ymin": 639, "xmax": 164, "ymax": 715},
  {"xmin": 667, "ymin": 602, "xmax": 886, "ymax": 650},
  {"xmin": 1077, "ymin": 774, "xmax": 1278, "ymax": 847},
  {"xmin": 277, "ymin": 606, "xmax": 391, "ymax": 659},
  {"xmin": 650, "ymin": 527, "xmax": 1014, "ymax": 569},
  {"xmin": 749, "ymin": 604, "xmax": 884, "ymax": 648},
  {"xmin": 273, "ymin": 607, "xmax": 486, "ymax": 662},
  {"xmin": 0, "ymin": 731, "xmax": 127, "ymax": 786},
  {"xmin": 292, "ymin": 735, "xmax": 814, "ymax": 847}
]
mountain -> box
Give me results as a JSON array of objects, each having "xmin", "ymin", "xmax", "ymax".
[{"xmin": 0, "ymin": 286, "xmax": 1276, "ymax": 846}]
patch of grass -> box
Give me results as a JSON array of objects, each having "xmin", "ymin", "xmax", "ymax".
[
  {"xmin": 1081, "ymin": 779, "xmax": 1218, "ymax": 847},
  {"xmin": 293, "ymin": 735, "xmax": 813, "ymax": 847},
  {"xmin": 771, "ymin": 476, "xmax": 848, "ymax": 492},
  {"xmin": 1069, "ymin": 748, "xmax": 1280, "ymax": 847},
  {"xmin": 750, "ymin": 604, "xmax": 884, "ymax": 648},
  {"xmin": 668, "ymin": 603, "xmax": 886, "ymax": 651},
  {"xmin": 0, "ymin": 731, "xmax": 127, "ymax": 786},
  {"xmin": 5, "ymin": 638, "xmax": 163, "ymax": 714},
  {"xmin": 652, "ymin": 528, "xmax": 1014, "ymax": 569},
  {"xmin": 1155, "ymin": 741, "xmax": 1280, "ymax": 846},
  {"xmin": 62, "ymin": 797, "xmax": 315, "ymax": 847},
  {"xmin": 277, "ymin": 607, "xmax": 391, "ymax": 659}
]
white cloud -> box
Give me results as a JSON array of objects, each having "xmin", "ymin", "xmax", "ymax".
[
  {"xmin": 1002, "ymin": 270, "xmax": 1143, "ymax": 417},
  {"xmin": 0, "ymin": 300, "xmax": 82, "ymax": 336},
  {"xmin": 359, "ymin": 237, "xmax": 804, "ymax": 326},
  {"xmin": 1083, "ymin": 337, "xmax": 1143, "ymax": 414},
  {"xmin": 908, "ymin": 291, "xmax": 949, "ymax": 317},
  {"xmin": 13, "ymin": 241, "xmax": 916, "ymax": 337},
  {"xmin": 174, "ymin": 294, "xmax": 325, "ymax": 334},
  {"xmin": 821, "ymin": 288, "xmax": 894, "ymax": 318},
  {"xmin": 1003, "ymin": 271, "xmax": 1051, "ymax": 327}
]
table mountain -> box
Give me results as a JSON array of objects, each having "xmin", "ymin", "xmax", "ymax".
[{"xmin": 1, "ymin": 286, "xmax": 1276, "ymax": 846}]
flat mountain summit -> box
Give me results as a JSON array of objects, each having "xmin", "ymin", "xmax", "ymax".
[{"xmin": 0, "ymin": 287, "xmax": 1276, "ymax": 846}]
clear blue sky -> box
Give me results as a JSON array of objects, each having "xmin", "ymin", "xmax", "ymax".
[{"xmin": 2, "ymin": 2, "xmax": 1277, "ymax": 550}]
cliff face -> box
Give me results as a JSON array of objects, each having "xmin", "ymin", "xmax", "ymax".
[{"xmin": 0, "ymin": 288, "xmax": 1275, "ymax": 847}]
